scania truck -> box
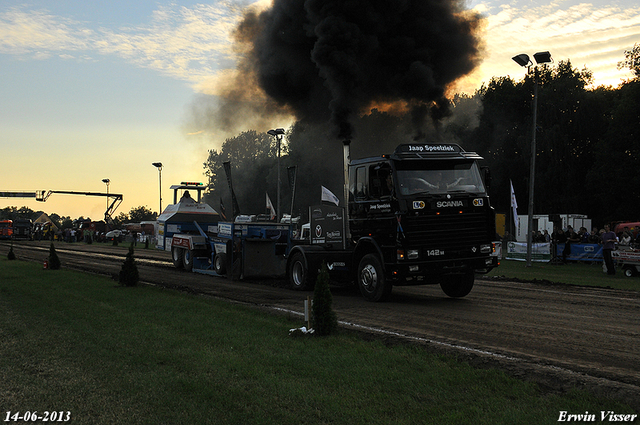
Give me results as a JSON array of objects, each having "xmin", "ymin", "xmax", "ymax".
[{"xmin": 286, "ymin": 141, "xmax": 498, "ymax": 301}]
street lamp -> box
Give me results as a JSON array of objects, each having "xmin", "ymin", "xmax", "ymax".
[
  {"xmin": 102, "ymin": 178, "xmax": 110, "ymax": 209},
  {"xmin": 512, "ymin": 51, "xmax": 552, "ymax": 267},
  {"xmin": 152, "ymin": 162, "xmax": 163, "ymax": 214},
  {"xmin": 267, "ymin": 128, "xmax": 285, "ymax": 221}
]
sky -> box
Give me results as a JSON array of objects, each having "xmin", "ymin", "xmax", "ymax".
[{"xmin": 1, "ymin": 0, "xmax": 639, "ymax": 220}]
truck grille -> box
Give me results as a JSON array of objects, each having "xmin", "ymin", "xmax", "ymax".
[{"xmin": 402, "ymin": 211, "xmax": 493, "ymax": 252}]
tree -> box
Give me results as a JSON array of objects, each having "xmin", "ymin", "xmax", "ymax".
[
  {"xmin": 617, "ymin": 43, "xmax": 640, "ymax": 79},
  {"xmin": 311, "ymin": 262, "xmax": 338, "ymax": 336},
  {"xmin": 203, "ymin": 130, "xmax": 282, "ymax": 215},
  {"xmin": 112, "ymin": 212, "xmax": 128, "ymax": 227},
  {"xmin": 469, "ymin": 60, "xmax": 603, "ymax": 219},
  {"xmin": 128, "ymin": 206, "xmax": 156, "ymax": 222},
  {"xmin": 48, "ymin": 243, "xmax": 61, "ymax": 270},
  {"xmin": 118, "ymin": 245, "xmax": 139, "ymax": 286},
  {"xmin": 585, "ymin": 79, "xmax": 640, "ymax": 223}
]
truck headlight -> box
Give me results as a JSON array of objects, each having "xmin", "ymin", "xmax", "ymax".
[
  {"xmin": 407, "ymin": 249, "xmax": 419, "ymax": 259},
  {"xmin": 480, "ymin": 244, "xmax": 492, "ymax": 254}
]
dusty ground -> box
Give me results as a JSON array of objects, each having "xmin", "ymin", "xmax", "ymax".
[{"xmin": 2, "ymin": 240, "xmax": 639, "ymax": 409}]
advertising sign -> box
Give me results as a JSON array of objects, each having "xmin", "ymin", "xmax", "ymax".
[{"xmin": 310, "ymin": 205, "xmax": 346, "ymax": 248}]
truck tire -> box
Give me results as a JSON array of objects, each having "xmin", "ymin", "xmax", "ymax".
[
  {"xmin": 440, "ymin": 271, "xmax": 474, "ymax": 298},
  {"xmin": 183, "ymin": 249, "xmax": 194, "ymax": 272},
  {"xmin": 214, "ymin": 253, "xmax": 227, "ymax": 275},
  {"xmin": 172, "ymin": 247, "xmax": 184, "ymax": 269},
  {"xmin": 357, "ymin": 254, "xmax": 392, "ymax": 302},
  {"xmin": 623, "ymin": 266, "xmax": 636, "ymax": 277},
  {"xmin": 288, "ymin": 251, "xmax": 314, "ymax": 290}
]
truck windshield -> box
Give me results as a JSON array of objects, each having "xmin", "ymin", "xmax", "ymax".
[{"xmin": 395, "ymin": 161, "xmax": 486, "ymax": 195}]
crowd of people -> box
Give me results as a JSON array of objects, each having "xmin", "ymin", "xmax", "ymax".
[
  {"xmin": 516, "ymin": 225, "xmax": 640, "ymax": 248},
  {"xmin": 503, "ymin": 223, "xmax": 640, "ymax": 275}
]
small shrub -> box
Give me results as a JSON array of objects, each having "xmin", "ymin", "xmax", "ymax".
[
  {"xmin": 48, "ymin": 243, "xmax": 61, "ymax": 270},
  {"xmin": 7, "ymin": 243, "xmax": 16, "ymax": 260},
  {"xmin": 118, "ymin": 245, "xmax": 139, "ymax": 287},
  {"xmin": 312, "ymin": 262, "xmax": 338, "ymax": 336}
]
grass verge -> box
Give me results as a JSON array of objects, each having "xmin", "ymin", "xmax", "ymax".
[
  {"xmin": 485, "ymin": 258, "xmax": 640, "ymax": 291},
  {"xmin": 0, "ymin": 258, "xmax": 633, "ymax": 424}
]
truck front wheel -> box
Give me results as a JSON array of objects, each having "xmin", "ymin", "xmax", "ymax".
[
  {"xmin": 172, "ymin": 247, "xmax": 184, "ymax": 269},
  {"xmin": 440, "ymin": 271, "xmax": 474, "ymax": 298},
  {"xmin": 288, "ymin": 252, "xmax": 314, "ymax": 290},
  {"xmin": 357, "ymin": 254, "xmax": 392, "ymax": 302}
]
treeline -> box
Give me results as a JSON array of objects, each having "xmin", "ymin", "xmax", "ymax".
[
  {"xmin": 0, "ymin": 206, "xmax": 157, "ymax": 229},
  {"xmin": 203, "ymin": 55, "xmax": 639, "ymax": 227}
]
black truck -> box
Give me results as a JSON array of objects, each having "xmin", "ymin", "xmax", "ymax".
[{"xmin": 286, "ymin": 142, "xmax": 498, "ymax": 301}]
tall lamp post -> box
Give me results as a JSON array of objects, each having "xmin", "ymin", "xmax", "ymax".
[
  {"xmin": 152, "ymin": 162, "xmax": 163, "ymax": 215},
  {"xmin": 102, "ymin": 179, "xmax": 110, "ymax": 231},
  {"xmin": 512, "ymin": 51, "xmax": 552, "ymax": 267},
  {"xmin": 267, "ymin": 128, "xmax": 285, "ymax": 221},
  {"xmin": 102, "ymin": 178, "xmax": 110, "ymax": 210}
]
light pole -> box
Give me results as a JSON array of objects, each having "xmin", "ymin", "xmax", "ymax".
[
  {"xmin": 512, "ymin": 51, "xmax": 552, "ymax": 267},
  {"xmin": 267, "ymin": 128, "xmax": 285, "ymax": 221},
  {"xmin": 152, "ymin": 162, "xmax": 163, "ymax": 214},
  {"xmin": 102, "ymin": 178, "xmax": 110, "ymax": 210}
]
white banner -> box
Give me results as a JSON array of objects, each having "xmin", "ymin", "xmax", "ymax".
[
  {"xmin": 510, "ymin": 180, "xmax": 519, "ymax": 233},
  {"xmin": 506, "ymin": 242, "xmax": 551, "ymax": 262}
]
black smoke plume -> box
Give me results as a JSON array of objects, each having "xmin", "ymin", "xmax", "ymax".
[
  {"xmin": 197, "ymin": 0, "xmax": 484, "ymax": 217},
  {"xmin": 237, "ymin": 0, "xmax": 482, "ymax": 140}
]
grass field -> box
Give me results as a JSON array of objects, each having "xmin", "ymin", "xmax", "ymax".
[
  {"xmin": 0, "ymin": 258, "xmax": 634, "ymax": 424},
  {"xmin": 485, "ymin": 258, "xmax": 640, "ymax": 291}
]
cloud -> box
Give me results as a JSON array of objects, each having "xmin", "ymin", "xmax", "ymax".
[
  {"xmin": 2, "ymin": 0, "xmax": 638, "ymax": 96},
  {"xmin": 0, "ymin": 8, "xmax": 92, "ymax": 54},
  {"xmin": 0, "ymin": 2, "xmax": 247, "ymax": 84},
  {"xmin": 460, "ymin": 1, "xmax": 640, "ymax": 91}
]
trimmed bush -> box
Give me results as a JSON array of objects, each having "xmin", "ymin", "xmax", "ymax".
[
  {"xmin": 48, "ymin": 243, "xmax": 61, "ymax": 270},
  {"xmin": 118, "ymin": 245, "xmax": 139, "ymax": 287},
  {"xmin": 312, "ymin": 262, "xmax": 338, "ymax": 336}
]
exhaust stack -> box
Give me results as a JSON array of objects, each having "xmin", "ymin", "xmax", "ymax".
[{"xmin": 343, "ymin": 140, "xmax": 351, "ymax": 240}]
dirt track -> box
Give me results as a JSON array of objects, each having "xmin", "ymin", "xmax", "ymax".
[{"xmin": 2, "ymin": 240, "xmax": 639, "ymax": 409}]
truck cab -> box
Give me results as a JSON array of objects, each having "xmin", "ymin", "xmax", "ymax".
[
  {"xmin": 287, "ymin": 142, "xmax": 497, "ymax": 302},
  {"xmin": 347, "ymin": 143, "xmax": 497, "ymax": 300}
]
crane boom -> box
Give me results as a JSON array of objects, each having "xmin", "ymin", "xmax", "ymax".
[{"xmin": 0, "ymin": 191, "xmax": 36, "ymax": 198}]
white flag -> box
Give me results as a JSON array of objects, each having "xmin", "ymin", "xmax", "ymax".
[
  {"xmin": 510, "ymin": 180, "xmax": 519, "ymax": 232},
  {"xmin": 321, "ymin": 186, "xmax": 340, "ymax": 206},
  {"xmin": 266, "ymin": 192, "xmax": 276, "ymax": 220}
]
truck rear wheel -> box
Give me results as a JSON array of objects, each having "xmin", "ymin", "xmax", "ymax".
[
  {"xmin": 172, "ymin": 247, "xmax": 184, "ymax": 269},
  {"xmin": 214, "ymin": 253, "xmax": 227, "ymax": 275},
  {"xmin": 288, "ymin": 251, "xmax": 313, "ymax": 290},
  {"xmin": 183, "ymin": 249, "xmax": 194, "ymax": 272},
  {"xmin": 357, "ymin": 254, "xmax": 392, "ymax": 302},
  {"xmin": 440, "ymin": 271, "xmax": 474, "ymax": 298}
]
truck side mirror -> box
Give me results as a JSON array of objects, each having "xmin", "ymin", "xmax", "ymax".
[{"xmin": 481, "ymin": 166, "xmax": 491, "ymax": 189}]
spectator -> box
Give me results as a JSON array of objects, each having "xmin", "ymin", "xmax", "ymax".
[
  {"xmin": 619, "ymin": 228, "xmax": 632, "ymax": 247},
  {"xmin": 564, "ymin": 227, "xmax": 581, "ymax": 263},
  {"xmin": 601, "ymin": 224, "xmax": 618, "ymax": 275},
  {"xmin": 579, "ymin": 227, "xmax": 590, "ymax": 243},
  {"xmin": 543, "ymin": 229, "xmax": 551, "ymax": 243},
  {"xmin": 589, "ymin": 227, "xmax": 602, "ymax": 244}
]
